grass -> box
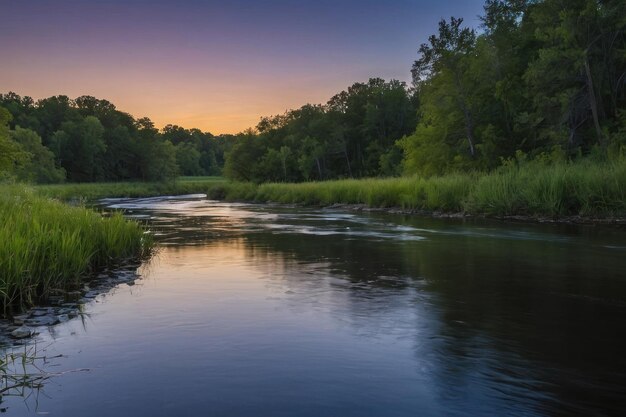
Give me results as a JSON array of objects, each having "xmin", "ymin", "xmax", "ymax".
[
  {"xmin": 221, "ymin": 174, "xmax": 472, "ymax": 211},
  {"xmin": 3, "ymin": 161, "xmax": 618, "ymax": 312},
  {"xmin": 30, "ymin": 158, "xmax": 626, "ymax": 223},
  {"xmin": 464, "ymin": 159, "xmax": 626, "ymax": 217},
  {"xmin": 34, "ymin": 160, "xmax": 626, "ymax": 218},
  {"xmin": 0, "ymin": 185, "xmax": 153, "ymax": 313},
  {"xmin": 213, "ymin": 158, "xmax": 626, "ymax": 218},
  {"xmin": 34, "ymin": 177, "xmax": 227, "ymax": 201}
]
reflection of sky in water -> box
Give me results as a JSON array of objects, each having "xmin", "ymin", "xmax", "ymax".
[
  {"xmin": 3, "ymin": 196, "xmax": 625, "ymax": 416},
  {"xmin": 102, "ymin": 195, "xmax": 600, "ymax": 246}
]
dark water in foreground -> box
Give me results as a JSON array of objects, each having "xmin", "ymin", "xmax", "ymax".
[{"xmin": 3, "ymin": 196, "xmax": 626, "ymax": 416}]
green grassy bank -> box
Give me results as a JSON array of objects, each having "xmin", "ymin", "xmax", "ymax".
[
  {"xmin": 34, "ymin": 176, "xmax": 225, "ymax": 201},
  {"xmin": 31, "ymin": 159, "xmax": 626, "ymax": 220},
  {"xmin": 214, "ymin": 159, "xmax": 626, "ymax": 218},
  {"xmin": 3, "ymin": 160, "xmax": 618, "ymax": 311},
  {"xmin": 0, "ymin": 186, "xmax": 153, "ymax": 313}
]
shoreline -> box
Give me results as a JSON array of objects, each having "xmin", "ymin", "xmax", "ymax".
[
  {"xmin": 31, "ymin": 172, "xmax": 626, "ymax": 226},
  {"xmin": 312, "ymin": 203, "xmax": 626, "ymax": 226}
]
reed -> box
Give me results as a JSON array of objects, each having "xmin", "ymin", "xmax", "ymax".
[
  {"xmin": 0, "ymin": 185, "xmax": 153, "ymax": 312},
  {"xmin": 217, "ymin": 158, "xmax": 626, "ymax": 218},
  {"xmin": 34, "ymin": 177, "xmax": 226, "ymax": 201}
]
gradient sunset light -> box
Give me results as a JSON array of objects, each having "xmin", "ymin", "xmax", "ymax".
[{"xmin": 2, "ymin": 0, "xmax": 485, "ymax": 134}]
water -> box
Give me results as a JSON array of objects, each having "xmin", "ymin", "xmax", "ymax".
[{"xmin": 3, "ymin": 196, "xmax": 626, "ymax": 416}]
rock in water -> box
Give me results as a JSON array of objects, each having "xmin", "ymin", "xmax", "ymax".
[{"xmin": 11, "ymin": 326, "xmax": 33, "ymax": 339}]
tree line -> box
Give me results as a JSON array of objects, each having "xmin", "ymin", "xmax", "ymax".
[
  {"xmin": 2, "ymin": 0, "xmax": 625, "ymax": 184},
  {"xmin": 226, "ymin": 0, "xmax": 625, "ymax": 182},
  {"xmin": 0, "ymin": 94, "xmax": 234, "ymax": 183}
]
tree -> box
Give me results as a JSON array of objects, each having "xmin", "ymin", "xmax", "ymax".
[
  {"xmin": 143, "ymin": 140, "xmax": 179, "ymax": 181},
  {"xmin": 0, "ymin": 108, "xmax": 30, "ymax": 178},
  {"xmin": 49, "ymin": 116, "xmax": 106, "ymax": 182},
  {"xmin": 523, "ymin": 0, "xmax": 626, "ymax": 152},
  {"xmin": 412, "ymin": 17, "xmax": 479, "ymax": 158},
  {"xmin": 10, "ymin": 126, "xmax": 65, "ymax": 183},
  {"xmin": 224, "ymin": 129, "xmax": 265, "ymax": 182},
  {"xmin": 176, "ymin": 142, "xmax": 203, "ymax": 176}
]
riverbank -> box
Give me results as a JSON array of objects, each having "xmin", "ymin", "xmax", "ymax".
[
  {"xmin": 31, "ymin": 158, "xmax": 626, "ymax": 223},
  {"xmin": 34, "ymin": 176, "xmax": 225, "ymax": 201},
  {"xmin": 215, "ymin": 159, "xmax": 626, "ymax": 221},
  {"xmin": 0, "ymin": 186, "xmax": 153, "ymax": 315}
]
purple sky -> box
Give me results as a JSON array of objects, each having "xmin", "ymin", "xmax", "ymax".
[{"xmin": 2, "ymin": 0, "xmax": 486, "ymax": 133}]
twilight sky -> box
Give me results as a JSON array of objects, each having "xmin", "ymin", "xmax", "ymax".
[{"xmin": 2, "ymin": 0, "xmax": 485, "ymax": 134}]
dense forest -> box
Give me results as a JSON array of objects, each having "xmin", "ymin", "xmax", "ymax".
[
  {"xmin": 0, "ymin": 95, "xmax": 234, "ymax": 183},
  {"xmin": 226, "ymin": 0, "xmax": 626, "ymax": 182},
  {"xmin": 1, "ymin": 0, "xmax": 625, "ymax": 185}
]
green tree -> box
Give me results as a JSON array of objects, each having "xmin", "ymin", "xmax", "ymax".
[
  {"xmin": 134, "ymin": 118, "xmax": 179, "ymax": 181},
  {"xmin": 411, "ymin": 17, "xmax": 479, "ymax": 159},
  {"xmin": 0, "ymin": 108, "xmax": 30, "ymax": 179},
  {"xmin": 176, "ymin": 142, "xmax": 203, "ymax": 176},
  {"xmin": 523, "ymin": 0, "xmax": 626, "ymax": 152},
  {"xmin": 49, "ymin": 116, "xmax": 106, "ymax": 182},
  {"xmin": 10, "ymin": 126, "xmax": 65, "ymax": 183},
  {"xmin": 224, "ymin": 129, "xmax": 265, "ymax": 182}
]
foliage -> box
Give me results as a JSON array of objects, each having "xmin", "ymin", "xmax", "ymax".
[
  {"xmin": 10, "ymin": 126, "xmax": 66, "ymax": 183},
  {"xmin": 33, "ymin": 177, "xmax": 227, "ymax": 201},
  {"xmin": 402, "ymin": 0, "xmax": 626, "ymax": 175},
  {"xmin": 0, "ymin": 95, "xmax": 235, "ymax": 184},
  {"xmin": 216, "ymin": 157, "xmax": 626, "ymax": 218},
  {"xmin": 224, "ymin": 79, "xmax": 418, "ymax": 183},
  {"xmin": 0, "ymin": 108, "xmax": 29, "ymax": 179},
  {"xmin": 2, "ymin": 0, "xmax": 625, "ymax": 185},
  {"xmin": 0, "ymin": 186, "xmax": 154, "ymax": 312}
]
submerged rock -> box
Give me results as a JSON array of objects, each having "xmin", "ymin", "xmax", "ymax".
[
  {"xmin": 13, "ymin": 314, "xmax": 30, "ymax": 326},
  {"xmin": 25, "ymin": 316, "xmax": 59, "ymax": 327},
  {"xmin": 31, "ymin": 309, "xmax": 47, "ymax": 317},
  {"xmin": 11, "ymin": 326, "xmax": 33, "ymax": 339},
  {"xmin": 2, "ymin": 265, "xmax": 141, "ymax": 343}
]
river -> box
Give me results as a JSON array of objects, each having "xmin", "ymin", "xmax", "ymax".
[{"xmin": 2, "ymin": 196, "xmax": 626, "ymax": 416}]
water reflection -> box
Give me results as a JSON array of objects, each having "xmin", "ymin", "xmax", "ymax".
[{"xmin": 3, "ymin": 197, "xmax": 626, "ymax": 416}]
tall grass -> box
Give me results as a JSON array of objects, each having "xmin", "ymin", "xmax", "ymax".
[
  {"xmin": 31, "ymin": 159, "xmax": 626, "ymax": 219},
  {"xmin": 0, "ymin": 186, "xmax": 153, "ymax": 312},
  {"xmin": 215, "ymin": 158, "xmax": 626, "ymax": 218},
  {"xmin": 226, "ymin": 174, "xmax": 473, "ymax": 211},
  {"xmin": 34, "ymin": 177, "xmax": 227, "ymax": 201},
  {"xmin": 465, "ymin": 159, "xmax": 626, "ymax": 217}
]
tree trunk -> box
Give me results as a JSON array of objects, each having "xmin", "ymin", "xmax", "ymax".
[
  {"xmin": 344, "ymin": 148, "xmax": 353, "ymax": 178},
  {"xmin": 454, "ymin": 72, "xmax": 476, "ymax": 157},
  {"xmin": 584, "ymin": 52, "xmax": 606, "ymax": 147},
  {"xmin": 461, "ymin": 103, "xmax": 477, "ymax": 157}
]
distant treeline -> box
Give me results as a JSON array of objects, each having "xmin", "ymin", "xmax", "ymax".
[
  {"xmin": 0, "ymin": 94, "xmax": 235, "ymax": 183},
  {"xmin": 1, "ymin": 0, "xmax": 625, "ymax": 185},
  {"xmin": 225, "ymin": 0, "xmax": 626, "ymax": 182}
]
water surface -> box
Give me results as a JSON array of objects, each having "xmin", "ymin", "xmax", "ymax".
[{"xmin": 3, "ymin": 197, "xmax": 626, "ymax": 416}]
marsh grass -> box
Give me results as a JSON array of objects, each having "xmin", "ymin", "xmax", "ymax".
[
  {"xmin": 31, "ymin": 160, "xmax": 626, "ymax": 219},
  {"xmin": 217, "ymin": 158, "xmax": 626, "ymax": 218},
  {"xmin": 34, "ymin": 177, "xmax": 227, "ymax": 201},
  {"xmin": 0, "ymin": 186, "xmax": 153, "ymax": 312},
  {"xmin": 465, "ymin": 159, "xmax": 626, "ymax": 217},
  {"xmin": 2, "ymin": 163, "xmax": 617, "ymax": 311}
]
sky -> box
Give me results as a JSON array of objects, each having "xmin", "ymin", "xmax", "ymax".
[{"xmin": 1, "ymin": 0, "xmax": 486, "ymax": 134}]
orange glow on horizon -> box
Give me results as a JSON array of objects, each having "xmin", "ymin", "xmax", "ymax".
[
  {"xmin": 1, "ymin": 0, "xmax": 484, "ymax": 134},
  {"xmin": 1, "ymin": 67, "xmax": 354, "ymax": 134}
]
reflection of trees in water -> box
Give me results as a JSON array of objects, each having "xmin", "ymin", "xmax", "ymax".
[
  {"xmin": 234, "ymin": 218, "xmax": 626, "ymax": 416},
  {"xmin": 146, "ymin": 204, "xmax": 626, "ymax": 415}
]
